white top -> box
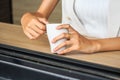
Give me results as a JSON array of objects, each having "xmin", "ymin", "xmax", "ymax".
[
  {"xmin": 74, "ymin": 0, "xmax": 109, "ymax": 38},
  {"xmin": 62, "ymin": 0, "xmax": 120, "ymax": 38}
]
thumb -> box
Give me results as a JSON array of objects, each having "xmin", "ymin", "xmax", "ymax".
[{"xmin": 38, "ymin": 18, "xmax": 49, "ymax": 25}]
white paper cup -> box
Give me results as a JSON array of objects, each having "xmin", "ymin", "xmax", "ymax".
[{"xmin": 46, "ymin": 24, "xmax": 68, "ymax": 53}]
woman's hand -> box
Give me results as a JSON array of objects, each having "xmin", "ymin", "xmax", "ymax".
[
  {"xmin": 21, "ymin": 12, "xmax": 48, "ymax": 39},
  {"xmin": 52, "ymin": 24, "xmax": 100, "ymax": 54}
]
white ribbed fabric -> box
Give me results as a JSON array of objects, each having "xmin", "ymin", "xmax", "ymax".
[{"xmin": 74, "ymin": 0, "xmax": 109, "ymax": 38}]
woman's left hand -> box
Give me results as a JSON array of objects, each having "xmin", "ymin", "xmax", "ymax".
[{"xmin": 52, "ymin": 24, "xmax": 99, "ymax": 55}]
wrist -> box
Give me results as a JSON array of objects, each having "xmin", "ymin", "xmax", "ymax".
[
  {"xmin": 91, "ymin": 40, "xmax": 101, "ymax": 53},
  {"xmin": 33, "ymin": 12, "xmax": 47, "ymax": 19}
]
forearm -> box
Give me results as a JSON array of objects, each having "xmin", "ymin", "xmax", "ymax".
[
  {"xmin": 94, "ymin": 37, "xmax": 120, "ymax": 52},
  {"xmin": 37, "ymin": 0, "xmax": 59, "ymax": 18}
]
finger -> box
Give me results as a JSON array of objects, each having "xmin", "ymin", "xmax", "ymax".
[
  {"xmin": 58, "ymin": 47, "xmax": 73, "ymax": 55},
  {"xmin": 57, "ymin": 24, "xmax": 70, "ymax": 29},
  {"xmin": 53, "ymin": 41, "xmax": 71, "ymax": 52},
  {"xmin": 57, "ymin": 24, "xmax": 75, "ymax": 33},
  {"xmin": 30, "ymin": 24, "xmax": 45, "ymax": 34},
  {"xmin": 38, "ymin": 18, "xmax": 49, "ymax": 24},
  {"xmin": 26, "ymin": 27, "xmax": 39, "ymax": 38},
  {"xmin": 32, "ymin": 19, "xmax": 46, "ymax": 31},
  {"xmin": 24, "ymin": 31, "xmax": 34, "ymax": 39},
  {"xmin": 52, "ymin": 33, "xmax": 70, "ymax": 43}
]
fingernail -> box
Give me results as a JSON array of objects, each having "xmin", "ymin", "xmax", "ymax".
[
  {"xmin": 58, "ymin": 51, "xmax": 63, "ymax": 55},
  {"xmin": 52, "ymin": 39, "xmax": 56, "ymax": 43},
  {"xmin": 53, "ymin": 49, "xmax": 56, "ymax": 52},
  {"xmin": 57, "ymin": 26, "xmax": 61, "ymax": 29},
  {"xmin": 52, "ymin": 40, "xmax": 54, "ymax": 43}
]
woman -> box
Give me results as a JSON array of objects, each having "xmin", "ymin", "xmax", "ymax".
[{"xmin": 21, "ymin": 0, "xmax": 120, "ymax": 54}]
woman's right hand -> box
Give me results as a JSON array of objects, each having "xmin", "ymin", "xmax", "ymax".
[{"xmin": 21, "ymin": 12, "xmax": 48, "ymax": 39}]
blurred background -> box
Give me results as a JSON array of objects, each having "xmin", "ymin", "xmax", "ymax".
[{"xmin": 0, "ymin": 0, "xmax": 62, "ymax": 25}]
